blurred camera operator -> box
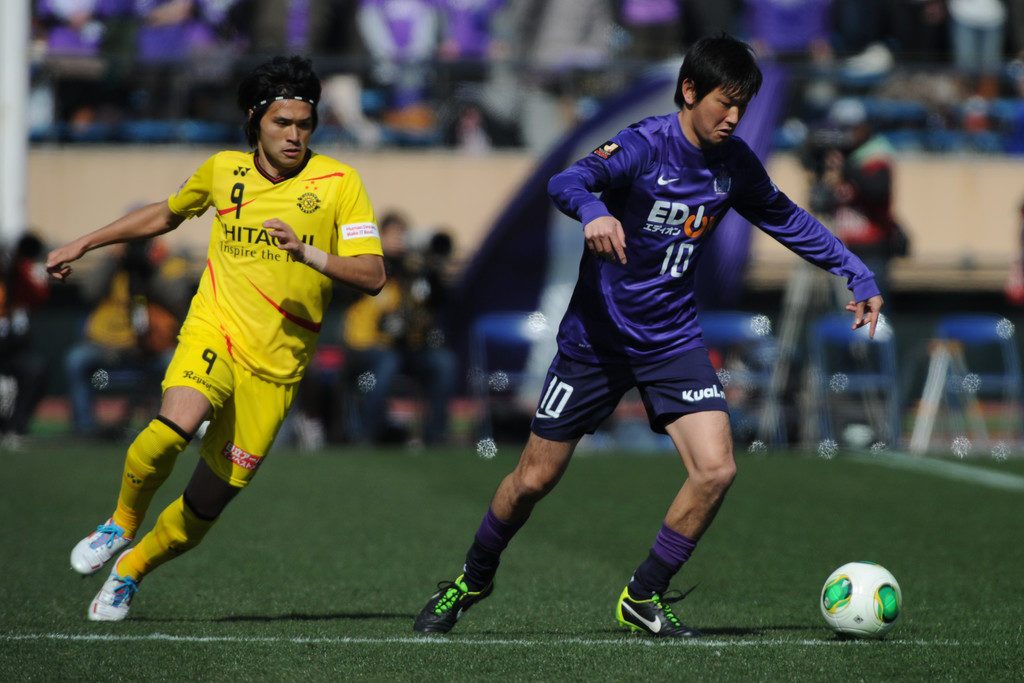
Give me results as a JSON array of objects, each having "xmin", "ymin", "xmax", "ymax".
[
  {"xmin": 0, "ymin": 233, "xmax": 51, "ymax": 449},
  {"xmin": 341, "ymin": 211, "xmax": 457, "ymax": 445},
  {"xmin": 806, "ymin": 98, "xmax": 908, "ymax": 302}
]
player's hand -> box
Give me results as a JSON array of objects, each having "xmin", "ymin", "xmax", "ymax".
[
  {"xmin": 265, "ymin": 219, "xmax": 304, "ymax": 260},
  {"xmin": 583, "ymin": 215, "xmax": 627, "ymax": 264},
  {"xmin": 845, "ymin": 294, "xmax": 884, "ymax": 338},
  {"xmin": 45, "ymin": 240, "xmax": 87, "ymax": 281}
]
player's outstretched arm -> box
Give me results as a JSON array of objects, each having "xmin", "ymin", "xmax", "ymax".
[
  {"xmin": 845, "ymin": 294, "xmax": 884, "ymax": 338},
  {"xmin": 265, "ymin": 218, "xmax": 386, "ymax": 295},
  {"xmin": 46, "ymin": 201, "xmax": 185, "ymax": 281}
]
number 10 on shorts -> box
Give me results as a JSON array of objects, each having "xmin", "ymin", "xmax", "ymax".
[{"xmin": 537, "ymin": 376, "xmax": 574, "ymax": 419}]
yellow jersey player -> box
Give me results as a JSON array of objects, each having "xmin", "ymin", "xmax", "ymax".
[{"xmin": 46, "ymin": 56, "xmax": 386, "ymax": 621}]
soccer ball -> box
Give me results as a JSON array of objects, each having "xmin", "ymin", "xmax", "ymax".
[{"xmin": 820, "ymin": 561, "xmax": 902, "ymax": 639}]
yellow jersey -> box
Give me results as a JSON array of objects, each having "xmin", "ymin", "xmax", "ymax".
[{"xmin": 167, "ymin": 150, "xmax": 382, "ymax": 382}]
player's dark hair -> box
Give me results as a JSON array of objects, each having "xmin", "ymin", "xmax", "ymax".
[
  {"xmin": 237, "ymin": 56, "xmax": 321, "ymax": 148},
  {"xmin": 674, "ymin": 35, "xmax": 762, "ymax": 109}
]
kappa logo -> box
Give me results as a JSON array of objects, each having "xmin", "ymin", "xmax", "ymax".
[
  {"xmin": 592, "ymin": 140, "xmax": 621, "ymax": 160},
  {"xmin": 681, "ymin": 386, "xmax": 725, "ymax": 403}
]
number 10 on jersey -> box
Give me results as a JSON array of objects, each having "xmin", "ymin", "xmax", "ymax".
[{"xmin": 660, "ymin": 241, "xmax": 694, "ymax": 278}]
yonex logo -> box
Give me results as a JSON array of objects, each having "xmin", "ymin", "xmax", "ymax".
[
  {"xmin": 681, "ymin": 386, "xmax": 725, "ymax": 403},
  {"xmin": 233, "ymin": 166, "xmax": 250, "ymax": 177}
]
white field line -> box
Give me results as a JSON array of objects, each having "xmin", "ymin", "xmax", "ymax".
[
  {"xmin": 0, "ymin": 632, "xmax": 976, "ymax": 648},
  {"xmin": 851, "ymin": 451, "xmax": 1024, "ymax": 492}
]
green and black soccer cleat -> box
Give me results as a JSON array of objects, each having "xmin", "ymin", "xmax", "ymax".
[
  {"xmin": 615, "ymin": 585, "xmax": 700, "ymax": 638},
  {"xmin": 413, "ymin": 574, "xmax": 493, "ymax": 634}
]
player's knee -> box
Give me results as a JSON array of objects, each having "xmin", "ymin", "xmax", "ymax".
[
  {"xmin": 690, "ymin": 454, "xmax": 736, "ymax": 493},
  {"xmin": 704, "ymin": 459, "xmax": 737, "ymax": 492}
]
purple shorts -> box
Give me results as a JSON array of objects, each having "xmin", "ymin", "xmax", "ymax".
[{"xmin": 530, "ymin": 347, "xmax": 729, "ymax": 441}]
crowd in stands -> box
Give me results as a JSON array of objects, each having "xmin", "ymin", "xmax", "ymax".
[{"xmin": 28, "ymin": 0, "xmax": 1024, "ymax": 153}]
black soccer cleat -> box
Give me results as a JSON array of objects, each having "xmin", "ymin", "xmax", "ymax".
[
  {"xmin": 413, "ymin": 574, "xmax": 493, "ymax": 634},
  {"xmin": 615, "ymin": 584, "xmax": 700, "ymax": 638}
]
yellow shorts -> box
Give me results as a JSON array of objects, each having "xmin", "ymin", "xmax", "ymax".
[{"xmin": 162, "ymin": 319, "xmax": 298, "ymax": 488}]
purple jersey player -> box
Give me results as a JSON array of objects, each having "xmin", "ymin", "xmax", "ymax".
[{"xmin": 413, "ymin": 35, "xmax": 884, "ymax": 638}]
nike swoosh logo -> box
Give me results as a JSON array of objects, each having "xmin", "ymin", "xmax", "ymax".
[
  {"xmin": 622, "ymin": 602, "xmax": 662, "ymax": 633},
  {"xmin": 657, "ymin": 175, "xmax": 678, "ymax": 186}
]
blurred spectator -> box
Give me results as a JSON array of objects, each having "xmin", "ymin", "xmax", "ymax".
[
  {"xmin": 250, "ymin": 0, "xmax": 359, "ymax": 55},
  {"xmin": 948, "ymin": 0, "xmax": 1007, "ymax": 98},
  {"xmin": 1010, "ymin": 0, "xmax": 1024, "ymax": 59},
  {"xmin": 0, "ymin": 234, "xmax": 51, "ymax": 450},
  {"xmin": 617, "ymin": 0, "xmax": 683, "ymax": 62},
  {"xmin": 33, "ymin": 0, "xmax": 131, "ymax": 127},
  {"xmin": 357, "ymin": 0, "xmax": 441, "ymax": 130},
  {"xmin": 340, "ymin": 211, "xmax": 457, "ymax": 445},
  {"xmin": 504, "ymin": 0, "xmax": 615, "ymax": 150},
  {"xmin": 745, "ymin": 0, "xmax": 834, "ymax": 63},
  {"xmin": 438, "ymin": 0, "xmax": 505, "ymax": 66},
  {"xmin": 888, "ymin": 0, "xmax": 950, "ymax": 62},
  {"xmin": 64, "ymin": 238, "xmax": 187, "ymax": 437},
  {"xmin": 685, "ymin": 0, "xmax": 742, "ymax": 41},
  {"xmin": 816, "ymin": 98, "xmax": 907, "ymax": 302},
  {"xmin": 131, "ymin": 0, "xmax": 251, "ymax": 118},
  {"xmin": 35, "ymin": 0, "xmax": 127, "ymax": 58},
  {"xmin": 830, "ymin": 0, "xmax": 886, "ymax": 57}
]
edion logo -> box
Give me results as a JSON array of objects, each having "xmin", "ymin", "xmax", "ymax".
[
  {"xmin": 646, "ymin": 201, "xmax": 717, "ymax": 239},
  {"xmin": 681, "ymin": 386, "xmax": 725, "ymax": 403}
]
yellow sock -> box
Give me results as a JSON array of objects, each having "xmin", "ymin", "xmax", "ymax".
[
  {"xmin": 118, "ymin": 496, "xmax": 215, "ymax": 581},
  {"xmin": 112, "ymin": 418, "xmax": 190, "ymax": 537}
]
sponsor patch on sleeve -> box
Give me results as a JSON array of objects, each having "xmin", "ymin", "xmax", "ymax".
[
  {"xmin": 340, "ymin": 223, "xmax": 380, "ymax": 240},
  {"xmin": 592, "ymin": 141, "xmax": 622, "ymax": 160}
]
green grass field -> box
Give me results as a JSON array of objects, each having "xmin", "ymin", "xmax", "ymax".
[{"xmin": 2, "ymin": 441, "xmax": 1023, "ymax": 680}]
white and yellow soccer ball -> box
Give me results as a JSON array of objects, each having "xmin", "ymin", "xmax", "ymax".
[{"xmin": 820, "ymin": 561, "xmax": 902, "ymax": 639}]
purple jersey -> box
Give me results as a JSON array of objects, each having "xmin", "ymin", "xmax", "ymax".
[{"xmin": 547, "ymin": 112, "xmax": 879, "ymax": 364}]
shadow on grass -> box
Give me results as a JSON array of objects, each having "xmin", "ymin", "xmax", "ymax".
[{"xmin": 131, "ymin": 612, "xmax": 414, "ymax": 623}]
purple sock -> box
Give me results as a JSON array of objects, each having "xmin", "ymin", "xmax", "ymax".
[
  {"xmin": 651, "ymin": 523, "xmax": 697, "ymax": 570},
  {"xmin": 463, "ymin": 507, "xmax": 523, "ymax": 590},
  {"xmin": 629, "ymin": 523, "xmax": 697, "ymax": 597},
  {"xmin": 474, "ymin": 507, "xmax": 521, "ymax": 553}
]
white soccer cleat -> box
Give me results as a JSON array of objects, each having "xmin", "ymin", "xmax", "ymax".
[
  {"xmin": 87, "ymin": 552, "xmax": 139, "ymax": 622},
  {"xmin": 70, "ymin": 519, "xmax": 132, "ymax": 576}
]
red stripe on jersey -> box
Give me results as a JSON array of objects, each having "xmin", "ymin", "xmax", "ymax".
[
  {"xmin": 246, "ymin": 278, "xmax": 322, "ymax": 333},
  {"xmin": 305, "ymin": 172, "xmax": 346, "ymax": 182},
  {"xmin": 206, "ymin": 259, "xmax": 218, "ymax": 301},
  {"xmin": 217, "ymin": 199, "xmax": 256, "ymax": 216}
]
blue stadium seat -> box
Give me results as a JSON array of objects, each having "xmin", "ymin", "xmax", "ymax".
[
  {"xmin": 700, "ymin": 311, "xmax": 785, "ymax": 445},
  {"xmin": 935, "ymin": 314, "xmax": 1023, "ymax": 442},
  {"xmin": 808, "ymin": 314, "xmax": 900, "ymax": 446},
  {"xmin": 121, "ymin": 119, "xmax": 176, "ymax": 143},
  {"xmin": 177, "ymin": 120, "xmax": 235, "ymax": 144}
]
